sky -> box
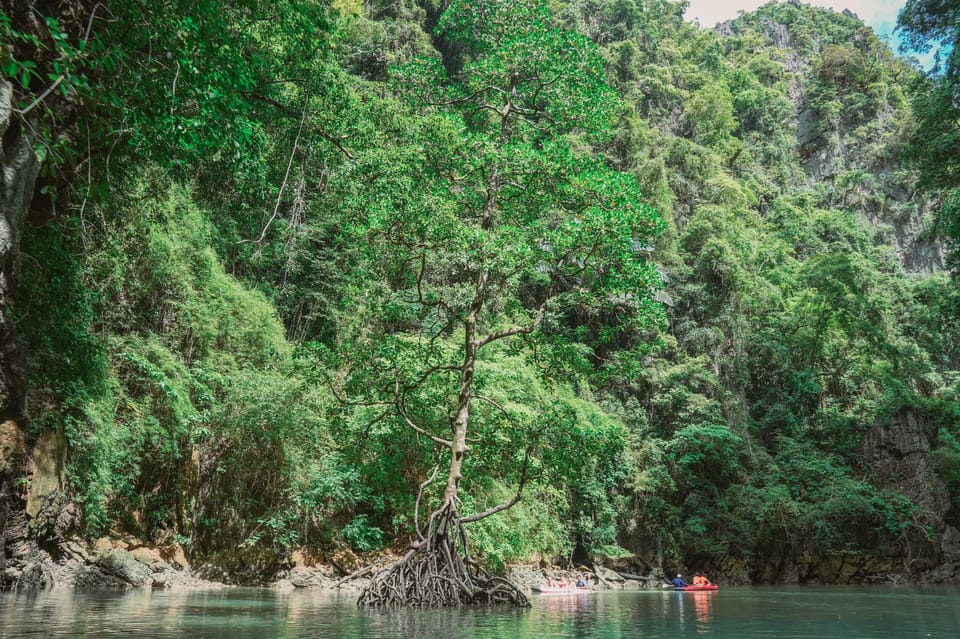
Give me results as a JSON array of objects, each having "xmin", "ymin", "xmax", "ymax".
[
  {"xmin": 684, "ymin": 1, "xmax": 925, "ymax": 65},
  {"xmin": 684, "ymin": 0, "xmax": 903, "ymax": 35}
]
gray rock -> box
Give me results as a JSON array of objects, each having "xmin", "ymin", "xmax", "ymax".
[
  {"xmin": 593, "ymin": 564, "xmax": 625, "ymax": 584},
  {"xmin": 97, "ymin": 549, "xmax": 154, "ymax": 587},
  {"xmin": 62, "ymin": 538, "xmax": 93, "ymax": 563},
  {"xmin": 941, "ymin": 526, "xmax": 960, "ymax": 561},
  {"xmin": 288, "ymin": 567, "xmax": 325, "ymax": 588},
  {"xmin": 73, "ymin": 564, "xmax": 129, "ymax": 589},
  {"xmin": 16, "ymin": 560, "xmax": 52, "ymax": 590}
]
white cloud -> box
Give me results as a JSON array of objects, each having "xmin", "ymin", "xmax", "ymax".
[
  {"xmin": 832, "ymin": 0, "xmax": 899, "ymax": 25},
  {"xmin": 684, "ymin": 0, "xmax": 768, "ymax": 28},
  {"xmin": 684, "ymin": 1, "xmax": 934, "ymax": 67},
  {"xmin": 684, "ymin": 0, "xmax": 904, "ymax": 33}
]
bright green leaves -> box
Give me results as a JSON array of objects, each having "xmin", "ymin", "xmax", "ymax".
[
  {"xmin": 683, "ymin": 84, "xmax": 737, "ymax": 150},
  {"xmin": 353, "ymin": 0, "xmax": 664, "ymax": 347},
  {"xmin": 96, "ymin": 1, "xmax": 275, "ymax": 165},
  {"xmin": 329, "ymin": 0, "xmax": 663, "ymax": 546},
  {"xmin": 666, "ymin": 423, "xmax": 743, "ymax": 488},
  {"xmin": 389, "ymin": 56, "xmax": 448, "ymax": 107},
  {"xmin": 436, "ymin": 0, "xmax": 549, "ymax": 53},
  {"xmin": 431, "ymin": 0, "xmax": 618, "ymax": 142},
  {"xmin": 13, "ymin": 0, "xmax": 347, "ymax": 202}
]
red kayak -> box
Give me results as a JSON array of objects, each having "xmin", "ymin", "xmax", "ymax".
[{"xmin": 677, "ymin": 584, "xmax": 718, "ymax": 591}]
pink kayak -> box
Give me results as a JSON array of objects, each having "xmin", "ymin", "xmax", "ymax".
[
  {"xmin": 532, "ymin": 585, "xmax": 592, "ymax": 594},
  {"xmin": 678, "ymin": 584, "xmax": 718, "ymax": 591}
]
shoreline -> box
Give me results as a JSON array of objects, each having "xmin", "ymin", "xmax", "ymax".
[{"xmin": 5, "ymin": 536, "xmax": 959, "ymax": 592}]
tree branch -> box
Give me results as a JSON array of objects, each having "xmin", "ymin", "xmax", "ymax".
[
  {"xmin": 414, "ymin": 463, "xmax": 441, "ymax": 541},
  {"xmin": 476, "ymin": 306, "xmax": 547, "ymax": 348},
  {"xmin": 416, "ymin": 251, "xmax": 462, "ymax": 319},
  {"xmin": 432, "ymin": 85, "xmax": 504, "ymax": 107},
  {"xmin": 460, "ymin": 450, "xmax": 530, "ymax": 523},
  {"xmin": 471, "ymin": 393, "xmax": 512, "ymax": 419},
  {"xmin": 396, "ymin": 385, "xmax": 453, "ymax": 448},
  {"xmin": 247, "ymin": 88, "xmax": 310, "ymax": 255},
  {"xmin": 13, "ymin": 76, "xmax": 65, "ymax": 116},
  {"xmin": 247, "ymin": 92, "xmax": 354, "ymax": 159}
]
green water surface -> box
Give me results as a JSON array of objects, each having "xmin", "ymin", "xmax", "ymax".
[{"xmin": 1, "ymin": 586, "xmax": 959, "ymax": 638}]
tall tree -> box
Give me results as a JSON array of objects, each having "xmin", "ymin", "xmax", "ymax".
[{"xmin": 337, "ymin": 0, "xmax": 663, "ymax": 606}]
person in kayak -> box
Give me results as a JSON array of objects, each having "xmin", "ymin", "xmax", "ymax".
[
  {"xmin": 672, "ymin": 574, "xmax": 689, "ymax": 588},
  {"xmin": 576, "ymin": 575, "xmax": 587, "ymax": 588}
]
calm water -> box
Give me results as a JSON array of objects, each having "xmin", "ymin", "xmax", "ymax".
[{"xmin": 1, "ymin": 585, "xmax": 959, "ymax": 638}]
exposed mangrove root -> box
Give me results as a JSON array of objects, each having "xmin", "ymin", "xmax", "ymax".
[{"xmin": 357, "ymin": 504, "xmax": 529, "ymax": 607}]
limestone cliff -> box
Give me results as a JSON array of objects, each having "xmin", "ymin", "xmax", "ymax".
[
  {"xmin": 720, "ymin": 4, "xmax": 945, "ymax": 275},
  {"xmin": 858, "ymin": 410, "xmax": 959, "ymax": 581},
  {"xmin": 0, "ymin": 77, "xmax": 42, "ymax": 588}
]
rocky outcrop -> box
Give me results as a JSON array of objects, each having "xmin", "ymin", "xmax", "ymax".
[
  {"xmin": 711, "ymin": 411, "xmax": 957, "ymax": 585},
  {"xmin": 0, "ymin": 420, "xmax": 24, "ymax": 476},
  {"xmin": 858, "ymin": 409, "xmax": 952, "ymax": 574},
  {"xmin": 859, "ymin": 411, "xmax": 948, "ymax": 516},
  {"xmin": 682, "ymin": 409, "xmax": 954, "ymax": 585},
  {"xmin": 0, "ymin": 79, "xmax": 37, "ymax": 422},
  {"xmin": 5, "ymin": 535, "xmax": 218, "ymax": 590},
  {"xmin": 0, "ymin": 76, "xmax": 42, "ymax": 591},
  {"xmin": 0, "ymin": 0, "xmax": 102, "ymax": 588},
  {"xmin": 719, "ymin": 7, "xmax": 945, "ymax": 276}
]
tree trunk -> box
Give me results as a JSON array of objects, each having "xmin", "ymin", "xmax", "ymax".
[
  {"xmin": 442, "ymin": 372, "xmax": 471, "ymax": 504},
  {"xmin": 356, "ymin": 274, "xmax": 530, "ymax": 607}
]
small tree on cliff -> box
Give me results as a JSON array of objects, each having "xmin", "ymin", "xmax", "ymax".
[{"xmin": 338, "ymin": 0, "xmax": 664, "ymax": 606}]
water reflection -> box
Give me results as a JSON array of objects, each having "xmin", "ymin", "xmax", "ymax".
[
  {"xmin": 663, "ymin": 588, "xmax": 717, "ymax": 635},
  {"xmin": 692, "ymin": 590, "xmax": 715, "ymax": 632},
  {"xmin": 2, "ymin": 585, "xmax": 960, "ymax": 638},
  {"xmin": 532, "ymin": 592, "xmax": 596, "ymax": 639}
]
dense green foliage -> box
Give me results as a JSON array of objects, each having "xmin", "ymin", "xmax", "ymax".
[
  {"xmin": 898, "ymin": 0, "xmax": 960, "ymax": 265},
  {"xmin": 4, "ymin": 0, "xmax": 959, "ymax": 581}
]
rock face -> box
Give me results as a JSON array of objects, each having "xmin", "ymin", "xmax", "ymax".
[
  {"xmin": 0, "ymin": 79, "xmax": 36, "ymax": 421},
  {"xmin": 25, "ymin": 430, "xmax": 68, "ymax": 522},
  {"xmin": 858, "ymin": 409, "xmax": 952, "ymax": 573},
  {"xmin": 719, "ymin": 8, "xmax": 945, "ymax": 276},
  {"xmin": 0, "ymin": 420, "xmax": 24, "ymax": 476},
  {"xmin": 0, "ymin": 70, "xmax": 94, "ymax": 591},
  {"xmin": 0, "ymin": 76, "xmax": 41, "ymax": 591},
  {"xmin": 859, "ymin": 410, "xmax": 950, "ymax": 521},
  {"xmin": 689, "ymin": 409, "xmax": 955, "ymax": 585}
]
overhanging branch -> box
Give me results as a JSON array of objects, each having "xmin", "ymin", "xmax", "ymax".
[
  {"xmin": 460, "ymin": 449, "xmax": 530, "ymax": 524},
  {"xmin": 248, "ymin": 92, "xmax": 354, "ymax": 159},
  {"xmin": 476, "ymin": 306, "xmax": 546, "ymax": 348},
  {"xmin": 396, "ymin": 383, "xmax": 453, "ymax": 448}
]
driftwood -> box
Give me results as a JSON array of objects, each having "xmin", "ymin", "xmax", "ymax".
[
  {"xmin": 616, "ymin": 571, "xmax": 653, "ymax": 582},
  {"xmin": 334, "ymin": 557, "xmax": 392, "ymax": 588}
]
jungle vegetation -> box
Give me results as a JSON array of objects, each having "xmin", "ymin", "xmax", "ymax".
[{"xmin": 2, "ymin": 0, "xmax": 959, "ymax": 586}]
